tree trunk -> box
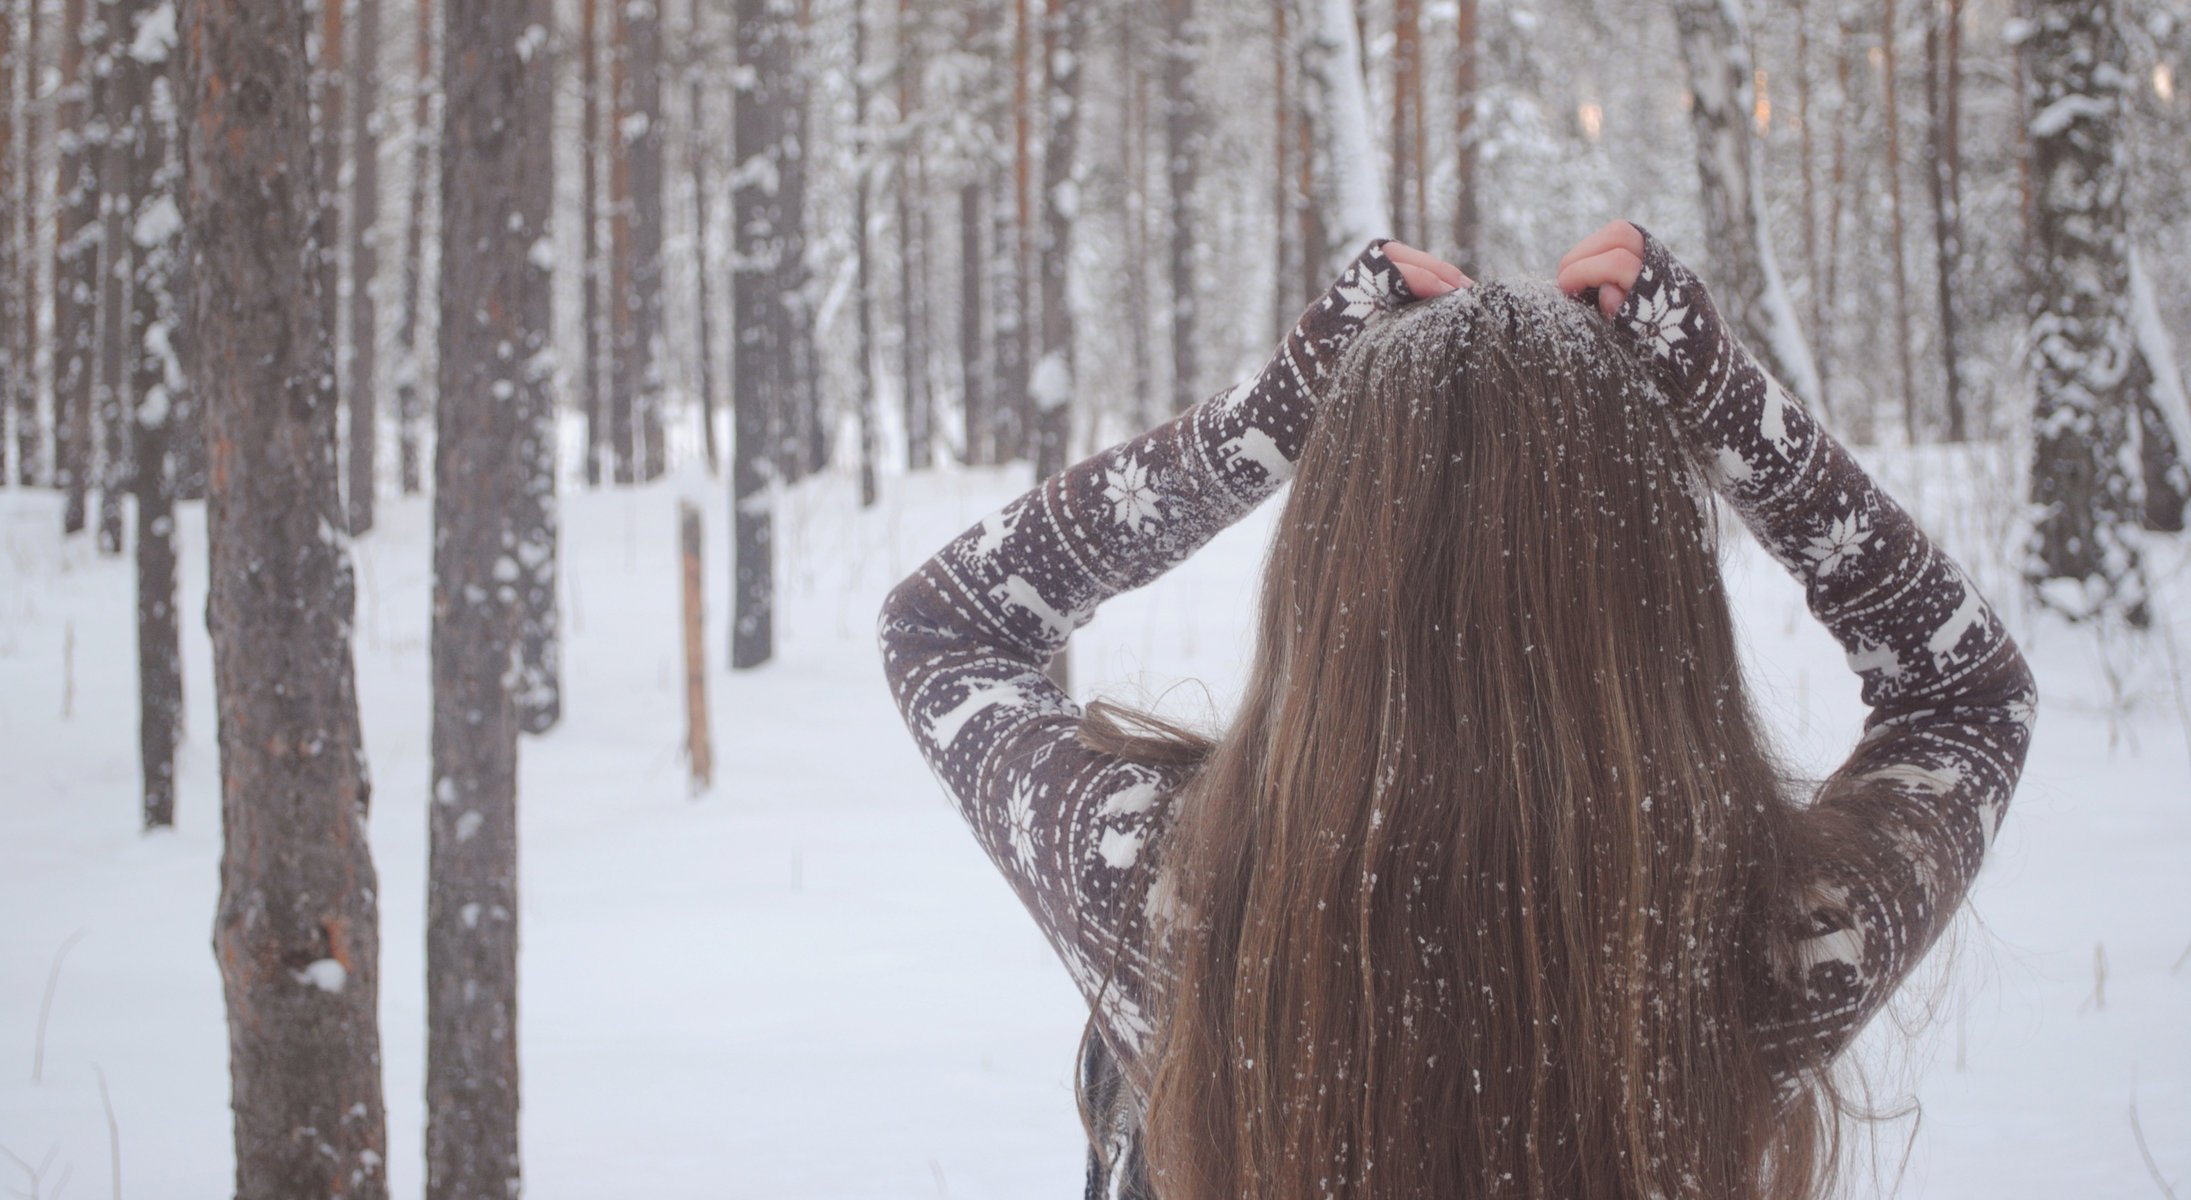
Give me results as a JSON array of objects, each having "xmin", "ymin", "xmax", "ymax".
[
  {"xmin": 854, "ymin": 0, "xmax": 878, "ymax": 504},
  {"xmin": 1271, "ymin": 0, "xmax": 1290, "ymax": 343},
  {"xmin": 347, "ymin": 0, "xmax": 381, "ymax": 531},
  {"xmin": 1, "ymin": 0, "xmax": 14, "ymax": 487},
  {"xmin": 958, "ymin": 181, "xmax": 986, "ymax": 465},
  {"xmin": 1004, "ymin": 0, "xmax": 1031, "ymax": 463},
  {"xmin": 1031, "ymin": 0, "xmax": 1082, "ymax": 484},
  {"xmin": 1163, "ymin": 0, "xmax": 1198, "ymax": 415},
  {"xmin": 122, "ymin": 0, "xmax": 181, "ymax": 828},
  {"xmin": 1925, "ymin": 0, "xmax": 1967, "ymax": 441},
  {"xmin": 2127, "ymin": 249, "xmax": 2191, "ymax": 532},
  {"xmin": 394, "ymin": 0, "xmax": 432, "ymax": 496},
  {"xmin": 1667, "ymin": 0, "xmax": 1823, "ymax": 408},
  {"xmin": 1881, "ymin": 0, "xmax": 1918, "ymax": 441},
  {"xmin": 625, "ymin": 0, "xmax": 665, "ymax": 481},
  {"xmin": 426, "ymin": 0, "xmax": 547, "ymax": 1189},
  {"xmin": 179, "ymin": 0, "xmax": 390, "ymax": 1192},
  {"xmin": 2022, "ymin": 0, "xmax": 2154, "ymax": 623},
  {"xmin": 7, "ymin": 0, "xmax": 40, "ymax": 486},
  {"xmin": 579, "ymin": 0, "xmax": 603, "ymax": 485},
  {"xmin": 92, "ymin": 1, "xmax": 127, "ymax": 555},
  {"xmin": 679, "ymin": 500, "xmax": 711, "ymax": 792},
  {"xmin": 608, "ymin": 0, "xmax": 635, "ymax": 482},
  {"xmin": 775, "ymin": 2, "xmax": 814, "ymax": 483},
  {"xmin": 731, "ymin": 0, "xmax": 788, "ymax": 669},
  {"xmin": 686, "ymin": 0, "xmax": 719, "ymax": 475},
  {"xmin": 1795, "ymin": 0, "xmax": 1826, "ymax": 404},
  {"xmin": 54, "ymin": 0, "xmax": 93, "ymax": 531},
  {"xmin": 1448, "ymin": 0, "xmax": 1479, "ymax": 263},
  {"xmin": 314, "ymin": 0, "xmax": 345, "ymax": 448},
  {"xmin": 1298, "ymin": 0, "xmax": 1383, "ymax": 278},
  {"xmin": 1389, "ymin": 0, "xmax": 1421, "ymax": 246},
  {"xmin": 514, "ymin": 0, "xmax": 559, "ymax": 737},
  {"xmin": 896, "ymin": 0, "xmax": 930, "ymax": 470}
]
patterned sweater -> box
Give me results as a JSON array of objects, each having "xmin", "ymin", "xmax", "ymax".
[{"xmin": 876, "ymin": 231, "xmax": 2037, "ymax": 1196}]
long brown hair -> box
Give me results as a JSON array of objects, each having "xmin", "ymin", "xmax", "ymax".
[{"xmin": 1081, "ymin": 282, "xmax": 1860, "ymax": 1199}]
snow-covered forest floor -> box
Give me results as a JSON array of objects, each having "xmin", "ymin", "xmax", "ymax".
[{"xmin": 2, "ymin": 440, "xmax": 2187, "ymax": 1198}]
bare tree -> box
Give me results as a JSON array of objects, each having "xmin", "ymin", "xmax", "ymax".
[
  {"xmin": 895, "ymin": 0, "xmax": 931, "ymax": 470},
  {"xmin": 91, "ymin": 0, "xmax": 127, "ymax": 555},
  {"xmin": 731, "ymin": 0, "xmax": 794, "ymax": 669},
  {"xmin": 1162, "ymin": 0, "xmax": 1198, "ymax": 415},
  {"xmin": 614, "ymin": 0, "xmax": 665, "ymax": 482},
  {"xmin": 1925, "ymin": 0, "xmax": 1968, "ymax": 440},
  {"xmin": 393, "ymin": 0, "xmax": 433, "ymax": 495},
  {"xmin": 347, "ymin": 0, "xmax": 383, "ymax": 531},
  {"xmin": 1030, "ymin": 0, "xmax": 1083, "ymax": 483},
  {"xmin": 426, "ymin": 0, "xmax": 551, "ymax": 1190},
  {"xmin": 54, "ymin": 0, "xmax": 93, "ymax": 532},
  {"xmin": 1667, "ymin": 0, "xmax": 1823, "ymax": 408},
  {"xmin": 180, "ymin": 0, "xmax": 389, "ymax": 1192}
]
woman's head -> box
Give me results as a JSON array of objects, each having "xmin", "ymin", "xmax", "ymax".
[{"xmin": 1091, "ymin": 281, "xmax": 1835, "ymax": 1199}]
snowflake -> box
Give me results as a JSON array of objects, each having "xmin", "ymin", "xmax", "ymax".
[
  {"xmin": 1802, "ymin": 511, "xmax": 1874, "ymax": 577},
  {"xmin": 1100, "ymin": 451, "xmax": 1164, "ymax": 530},
  {"xmin": 1005, "ymin": 774, "xmax": 1044, "ymax": 879},
  {"xmin": 1331, "ymin": 259, "xmax": 1399, "ymax": 320},
  {"xmin": 1632, "ymin": 286, "xmax": 1691, "ymax": 361}
]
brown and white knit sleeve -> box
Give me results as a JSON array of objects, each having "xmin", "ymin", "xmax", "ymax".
[
  {"xmin": 878, "ymin": 242, "xmax": 1423, "ymax": 1071},
  {"xmin": 1609, "ymin": 227, "xmax": 2039, "ymax": 1090}
]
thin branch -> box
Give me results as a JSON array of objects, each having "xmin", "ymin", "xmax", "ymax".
[
  {"xmin": 92, "ymin": 1065, "xmax": 118, "ymax": 1200},
  {"xmin": 32, "ymin": 930, "xmax": 88, "ymax": 1084},
  {"xmin": 2130, "ymin": 1087, "xmax": 2179, "ymax": 1200}
]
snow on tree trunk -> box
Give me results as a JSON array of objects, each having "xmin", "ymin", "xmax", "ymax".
[
  {"xmin": 426, "ymin": 0, "xmax": 549, "ymax": 1190},
  {"xmin": 624, "ymin": 0, "xmax": 665, "ymax": 481},
  {"xmin": 774, "ymin": 9, "xmax": 815, "ymax": 483},
  {"xmin": 897, "ymin": 0, "xmax": 932, "ymax": 471},
  {"xmin": 393, "ymin": 0, "xmax": 432, "ymax": 496},
  {"xmin": 123, "ymin": 0, "xmax": 182, "ymax": 830},
  {"xmin": 685, "ymin": 0, "xmax": 719, "ymax": 476},
  {"xmin": 514, "ymin": 0, "xmax": 558, "ymax": 735},
  {"xmin": 179, "ymin": 0, "xmax": 390, "ymax": 1192},
  {"xmin": 345, "ymin": 0, "xmax": 381, "ymax": 533},
  {"xmin": 1298, "ymin": 0, "xmax": 1384, "ymax": 278},
  {"xmin": 1163, "ymin": 0, "xmax": 1198, "ymax": 416},
  {"xmin": 854, "ymin": 0, "xmax": 878, "ymax": 504},
  {"xmin": 958, "ymin": 182, "xmax": 986, "ymax": 465},
  {"xmin": 93, "ymin": 1, "xmax": 128, "ymax": 555},
  {"xmin": 2021, "ymin": 0, "xmax": 2155, "ymax": 623},
  {"xmin": 55, "ymin": 0, "xmax": 94, "ymax": 532},
  {"xmin": 311, "ymin": 0, "xmax": 344, "ymax": 457},
  {"xmin": 579, "ymin": 0, "xmax": 603, "ymax": 485},
  {"xmin": 1032, "ymin": 0, "xmax": 1082, "ymax": 484},
  {"xmin": 1925, "ymin": 0, "xmax": 1968, "ymax": 442},
  {"xmin": 1667, "ymin": 0, "xmax": 1823, "ymax": 410},
  {"xmin": 2126, "ymin": 248, "xmax": 2191, "ymax": 533},
  {"xmin": 731, "ymin": 0, "xmax": 792, "ymax": 670}
]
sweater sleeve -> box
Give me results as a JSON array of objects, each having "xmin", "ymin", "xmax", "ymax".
[
  {"xmin": 878, "ymin": 242, "xmax": 1422, "ymax": 1067},
  {"xmin": 1608, "ymin": 228, "xmax": 2039, "ymax": 1089}
]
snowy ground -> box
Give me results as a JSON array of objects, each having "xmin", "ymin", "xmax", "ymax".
[{"xmin": 2, "ymin": 443, "xmax": 2187, "ymax": 1198}]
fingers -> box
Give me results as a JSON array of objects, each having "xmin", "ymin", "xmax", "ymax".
[
  {"xmin": 1596, "ymin": 282, "xmax": 1627, "ymax": 319},
  {"xmin": 1383, "ymin": 239, "xmax": 1472, "ymax": 293},
  {"xmin": 1555, "ymin": 220, "xmax": 1645, "ymax": 273},
  {"xmin": 1393, "ymin": 259, "xmax": 1457, "ymax": 298},
  {"xmin": 1555, "ymin": 246, "xmax": 1644, "ymax": 303}
]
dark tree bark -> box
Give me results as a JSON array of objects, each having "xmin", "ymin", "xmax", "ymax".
[
  {"xmin": 1925, "ymin": 0, "xmax": 1968, "ymax": 441},
  {"xmin": 1389, "ymin": 0, "xmax": 1422, "ymax": 245},
  {"xmin": 1122, "ymin": 8, "xmax": 1151, "ymax": 427},
  {"xmin": 1881, "ymin": 0, "xmax": 1918, "ymax": 440},
  {"xmin": 958, "ymin": 182, "xmax": 985, "ymax": 466},
  {"xmin": 1001, "ymin": 0, "xmax": 1031, "ymax": 463},
  {"xmin": 1451, "ymin": 0, "xmax": 1481, "ymax": 265},
  {"xmin": 607, "ymin": 0, "xmax": 635, "ymax": 482},
  {"xmin": 180, "ymin": 0, "xmax": 389, "ymax": 1193},
  {"xmin": 854, "ymin": 0, "xmax": 878, "ymax": 505},
  {"xmin": 394, "ymin": 0, "xmax": 433, "ymax": 496},
  {"xmin": 1667, "ymin": 0, "xmax": 1822, "ymax": 407},
  {"xmin": 2022, "ymin": 0, "xmax": 2155, "ymax": 623},
  {"xmin": 686, "ymin": 0, "xmax": 719, "ymax": 475},
  {"xmin": 313, "ymin": 0, "xmax": 346, "ymax": 442},
  {"xmin": 514, "ymin": 0, "xmax": 559, "ymax": 737},
  {"xmin": 347, "ymin": 0, "xmax": 382, "ymax": 531},
  {"xmin": 122, "ymin": 0, "xmax": 180, "ymax": 829},
  {"xmin": 619, "ymin": 0, "xmax": 665, "ymax": 481},
  {"xmin": 1, "ymin": 0, "xmax": 15, "ymax": 486},
  {"xmin": 1163, "ymin": 0, "xmax": 1198, "ymax": 415},
  {"xmin": 6, "ymin": 0, "xmax": 39, "ymax": 486},
  {"xmin": 1031, "ymin": 0, "xmax": 1082, "ymax": 484},
  {"xmin": 92, "ymin": 0, "xmax": 127, "ymax": 555},
  {"xmin": 55, "ymin": 0, "xmax": 94, "ymax": 531},
  {"xmin": 731, "ymin": 0, "xmax": 791, "ymax": 669},
  {"xmin": 426, "ymin": 0, "xmax": 549, "ymax": 1189},
  {"xmin": 773, "ymin": 2, "xmax": 815, "ymax": 483},
  {"xmin": 579, "ymin": 0, "xmax": 603, "ymax": 485},
  {"xmin": 895, "ymin": 0, "xmax": 930, "ymax": 470}
]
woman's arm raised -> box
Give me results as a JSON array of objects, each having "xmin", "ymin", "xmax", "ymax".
[
  {"xmin": 1559, "ymin": 221, "xmax": 2038, "ymax": 1086},
  {"xmin": 877, "ymin": 240, "xmax": 1448, "ymax": 1065}
]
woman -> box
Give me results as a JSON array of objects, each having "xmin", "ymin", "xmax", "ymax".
[{"xmin": 877, "ymin": 221, "xmax": 2034, "ymax": 1199}]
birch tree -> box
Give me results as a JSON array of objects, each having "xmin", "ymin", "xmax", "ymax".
[
  {"xmin": 1668, "ymin": 0, "xmax": 1823, "ymax": 408},
  {"xmin": 1297, "ymin": 0, "xmax": 1383, "ymax": 277},
  {"xmin": 180, "ymin": 0, "xmax": 389, "ymax": 1191}
]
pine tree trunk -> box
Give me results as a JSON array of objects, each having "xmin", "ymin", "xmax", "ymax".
[
  {"xmin": 686, "ymin": 0, "xmax": 719, "ymax": 476},
  {"xmin": 347, "ymin": 0, "xmax": 381, "ymax": 532},
  {"xmin": 1, "ymin": 0, "xmax": 15, "ymax": 487},
  {"xmin": 124, "ymin": 0, "xmax": 180, "ymax": 829},
  {"xmin": 1271, "ymin": 0, "xmax": 1291, "ymax": 344},
  {"xmin": 626, "ymin": 0, "xmax": 665, "ymax": 481},
  {"xmin": 314, "ymin": 0, "xmax": 345, "ymax": 447},
  {"xmin": 514, "ymin": 0, "xmax": 558, "ymax": 737},
  {"xmin": 1667, "ymin": 0, "xmax": 1823, "ymax": 408},
  {"xmin": 54, "ymin": 0, "xmax": 93, "ymax": 530},
  {"xmin": 180, "ymin": 0, "xmax": 390, "ymax": 1191},
  {"xmin": 426, "ymin": 0, "xmax": 545, "ymax": 1189},
  {"xmin": 896, "ymin": 0, "xmax": 930, "ymax": 470},
  {"xmin": 394, "ymin": 0, "xmax": 432, "ymax": 496},
  {"xmin": 854, "ymin": 0, "xmax": 878, "ymax": 504},
  {"xmin": 958, "ymin": 181, "xmax": 986, "ymax": 465},
  {"xmin": 730, "ymin": 0, "xmax": 786, "ymax": 669},
  {"xmin": 92, "ymin": 2, "xmax": 127, "ymax": 556},
  {"xmin": 1004, "ymin": 0, "xmax": 1031, "ymax": 464},
  {"xmin": 579, "ymin": 0, "xmax": 603, "ymax": 486},
  {"xmin": 1881, "ymin": 0, "xmax": 1918, "ymax": 441},
  {"xmin": 2022, "ymin": 0, "xmax": 2152, "ymax": 623},
  {"xmin": 1163, "ymin": 0, "xmax": 1198, "ymax": 415},
  {"xmin": 775, "ymin": 4, "xmax": 814, "ymax": 483},
  {"xmin": 1390, "ymin": 0, "xmax": 1420, "ymax": 245},
  {"xmin": 6, "ymin": 0, "xmax": 37, "ymax": 486},
  {"xmin": 1925, "ymin": 0, "xmax": 1967, "ymax": 441},
  {"xmin": 1122, "ymin": 10, "xmax": 1151, "ymax": 430},
  {"xmin": 1031, "ymin": 0, "xmax": 1081, "ymax": 484},
  {"xmin": 608, "ymin": 0, "xmax": 636, "ymax": 483}
]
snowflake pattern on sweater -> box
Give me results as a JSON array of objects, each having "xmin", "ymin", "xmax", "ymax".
[{"xmin": 877, "ymin": 230, "xmax": 2035, "ymax": 1192}]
